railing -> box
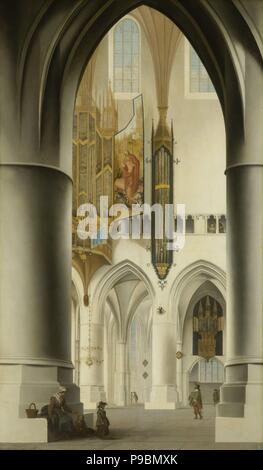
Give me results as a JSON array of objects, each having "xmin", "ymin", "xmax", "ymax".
[
  {"xmin": 176, "ymin": 214, "xmax": 226, "ymax": 235},
  {"xmin": 71, "ymin": 213, "xmax": 227, "ymax": 257}
]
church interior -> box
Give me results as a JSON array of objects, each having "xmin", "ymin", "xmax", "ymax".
[
  {"xmin": 0, "ymin": 0, "xmax": 262, "ymax": 449},
  {"xmin": 71, "ymin": 7, "xmax": 226, "ymax": 411}
]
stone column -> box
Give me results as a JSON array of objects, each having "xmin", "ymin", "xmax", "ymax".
[
  {"xmin": 0, "ymin": 8, "xmax": 85, "ymax": 441},
  {"xmin": 176, "ymin": 341, "xmax": 183, "ymax": 403},
  {"xmin": 115, "ymin": 342, "xmax": 127, "ymax": 406},
  {"xmin": 145, "ymin": 321, "xmax": 177, "ymax": 409},
  {"xmin": 216, "ymin": 50, "xmax": 263, "ymax": 443},
  {"xmin": 216, "ymin": 165, "xmax": 263, "ymax": 442},
  {"xmin": 0, "ymin": 165, "xmax": 82, "ymax": 442},
  {"xmin": 126, "ymin": 357, "xmax": 131, "ymax": 405}
]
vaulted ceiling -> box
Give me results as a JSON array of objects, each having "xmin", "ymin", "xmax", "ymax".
[{"xmin": 131, "ymin": 6, "xmax": 182, "ymax": 107}]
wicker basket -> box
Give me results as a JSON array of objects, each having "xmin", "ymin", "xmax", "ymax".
[{"xmin": 25, "ymin": 402, "xmax": 38, "ymax": 418}]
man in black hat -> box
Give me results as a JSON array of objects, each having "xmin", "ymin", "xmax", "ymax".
[
  {"xmin": 96, "ymin": 401, "xmax": 110, "ymax": 437},
  {"xmin": 188, "ymin": 384, "xmax": 203, "ymax": 419},
  {"xmin": 213, "ymin": 388, "xmax": 220, "ymax": 406}
]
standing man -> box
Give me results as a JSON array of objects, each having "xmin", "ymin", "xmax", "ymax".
[
  {"xmin": 189, "ymin": 384, "xmax": 203, "ymax": 419},
  {"xmin": 213, "ymin": 388, "xmax": 220, "ymax": 405},
  {"xmin": 131, "ymin": 391, "xmax": 139, "ymax": 404}
]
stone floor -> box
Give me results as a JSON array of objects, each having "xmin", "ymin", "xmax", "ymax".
[{"xmin": 0, "ymin": 405, "xmax": 262, "ymax": 450}]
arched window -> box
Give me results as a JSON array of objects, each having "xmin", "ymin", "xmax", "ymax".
[
  {"xmin": 190, "ymin": 358, "xmax": 224, "ymax": 383},
  {"xmin": 113, "ymin": 18, "xmax": 140, "ymax": 94},
  {"xmin": 190, "ymin": 46, "xmax": 214, "ymax": 93}
]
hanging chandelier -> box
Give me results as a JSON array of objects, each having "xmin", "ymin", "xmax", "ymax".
[{"xmin": 83, "ymin": 304, "xmax": 104, "ymax": 367}]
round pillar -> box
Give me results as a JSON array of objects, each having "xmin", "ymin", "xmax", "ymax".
[
  {"xmin": 0, "ymin": 165, "xmax": 72, "ymax": 365},
  {"xmin": 0, "ymin": 164, "xmax": 82, "ymax": 442},
  {"xmin": 216, "ymin": 48, "xmax": 263, "ymax": 442},
  {"xmin": 176, "ymin": 341, "xmax": 183, "ymax": 403},
  {"xmin": 115, "ymin": 342, "xmax": 128, "ymax": 406},
  {"xmin": 216, "ymin": 165, "xmax": 263, "ymax": 442},
  {"xmin": 145, "ymin": 321, "xmax": 177, "ymax": 409},
  {"xmin": 226, "ymin": 166, "xmax": 263, "ymax": 363}
]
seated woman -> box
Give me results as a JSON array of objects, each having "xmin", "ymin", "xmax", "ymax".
[{"xmin": 48, "ymin": 386, "xmax": 74, "ymax": 437}]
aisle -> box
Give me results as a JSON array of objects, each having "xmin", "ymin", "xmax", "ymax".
[{"xmin": 0, "ymin": 406, "xmax": 261, "ymax": 450}]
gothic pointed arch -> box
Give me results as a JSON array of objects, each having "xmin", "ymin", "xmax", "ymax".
[
  {"xmin": 170, "ymin": 260, "xmax": 226, "ymax": 340},
  {"xmin": 14, "ymin": 0, "xmax": 256, "ymax": 176},
  {"xmin": 89, "ymin": 259, "xmax": 155, "ymax": 325}
]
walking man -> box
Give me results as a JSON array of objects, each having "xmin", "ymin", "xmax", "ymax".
[
  {"xmin": 213, "ymin": 388, "xmax": 220, "ymax": 406},
  {"xmin": 189, "ymin": 384, "xmax": 203, "ymax": 419}
]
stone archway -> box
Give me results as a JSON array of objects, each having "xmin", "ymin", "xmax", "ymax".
[
  {"xmin": 83, "ymin": 259, "xmax": 154, "ymax": 409},
  {"xmin": 171, "ymin": 262, "xmax": 226, "ymax": 406},
  {"xmin": 0, "ymin": 0, "xmax": 262, "ymax": 442},
  {"xmin": 188, "ymin": 357, "xmax": 224, "ymax": 405},
  {"xmin": 170, "ymin": 260, "xmax": 226, "ymax": 340},
  {"xmin": 90, "ymin": 259, "xmax": 155, "ymax": 326},
  {"xmin": 184, "ymin": 284, "xmax": 226, "ymax": 407}
]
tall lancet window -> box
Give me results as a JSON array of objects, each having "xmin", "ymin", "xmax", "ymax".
[
  {"xmin": 113, "ymin": 18, "xmax": 140, "ymax": 94},
  {"xmin": 190, "ymin": 46, "xmax": 215, "ymax": 93}
]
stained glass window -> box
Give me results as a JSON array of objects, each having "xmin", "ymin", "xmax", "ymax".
[
  {"xmin": 113, "ymin": 19, "xmax": 140, "ymax": 93},
  {"xmin": 190, "ymin": 46, "xmax": 215, "ymax": 93}
]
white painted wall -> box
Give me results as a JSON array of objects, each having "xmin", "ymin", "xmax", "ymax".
[{"xmin": 168, "ymin": 37, "xmax": 226, "ymax": 214}]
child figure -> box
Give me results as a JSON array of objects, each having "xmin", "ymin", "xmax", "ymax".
[
  {"xmin": 75, "ymin": 413, "xmax": 94, "ymax": 437},
  {"xmin": 96, "ymin": 401, "xmax": 110, "ymax": 437}
]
